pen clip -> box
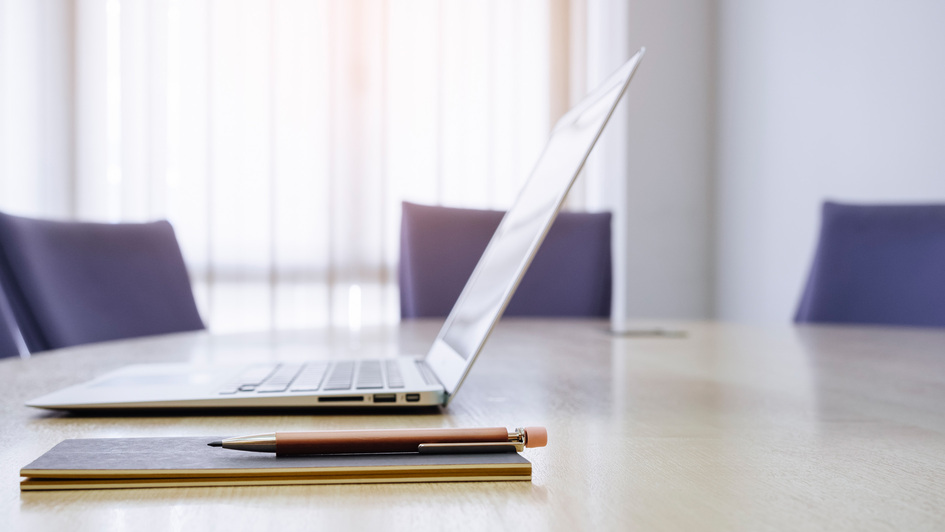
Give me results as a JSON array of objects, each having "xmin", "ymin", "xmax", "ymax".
[{"xmin": 417, "ymin": 442, "xmax": 523, "ymax": 454}]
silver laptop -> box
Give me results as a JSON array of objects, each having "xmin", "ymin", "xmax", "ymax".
[{"xmin": 27, "ymin": 49, "xmax": 645, "ymax": 411}]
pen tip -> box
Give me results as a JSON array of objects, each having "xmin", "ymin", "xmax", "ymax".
[{"xmin": 207, "ymin": 441, "xmax": 223, "ymax": 447}]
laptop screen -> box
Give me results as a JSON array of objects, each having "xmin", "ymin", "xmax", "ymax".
[{"xmin": 425, "ymin": 49, "xmax": 645, "ymax": 397}]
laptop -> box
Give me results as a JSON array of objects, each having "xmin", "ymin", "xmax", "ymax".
[{"xmin": 27, "ymin": 48, "xmax": 645, "ymax": 412}]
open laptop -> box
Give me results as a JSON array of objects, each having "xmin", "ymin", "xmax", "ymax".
[{"xmin": 27, "ymin": 48, "xmax": 645, "ymax": 411}]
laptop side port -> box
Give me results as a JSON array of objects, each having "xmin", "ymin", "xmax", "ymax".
[
  {"xmin": 317, "ymin": 396, "xmax": 365, "ymax": 402},
  {"xmin": 405, "ymin": 393, "xmax": 421, "ymax": 402},
  {"xmin": 373, "ymin": 394, "xmax": 396, "ymax": 403}
]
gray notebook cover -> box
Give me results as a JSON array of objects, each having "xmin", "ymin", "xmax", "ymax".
[{"xmin": 21, "ymin": 436, "xmax": 531, "ymax": 490}]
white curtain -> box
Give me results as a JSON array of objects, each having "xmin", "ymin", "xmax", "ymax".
[{"xmin": 0, "ymin": 0, "xmax": 619, "ymax": 333}]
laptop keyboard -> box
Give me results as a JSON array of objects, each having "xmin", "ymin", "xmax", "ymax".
[{"xmin": 218, "ymin": 360, "xmax": 405, "ymax": 395}]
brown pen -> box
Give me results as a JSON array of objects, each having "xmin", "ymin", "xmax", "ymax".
[{"xmin": 208, "ymin": 426, "xmax": 548, "ymax": 455}]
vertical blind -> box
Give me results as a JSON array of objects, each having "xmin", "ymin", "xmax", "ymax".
[{"xmin": 0, "ymin": 0, "xmax": 615, "ymax": 333}]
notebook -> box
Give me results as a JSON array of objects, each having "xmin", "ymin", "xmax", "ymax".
[
  {"xmin": 20, "ymin": 436, "xmax": 532, "ymax": 490},
  {"xmin": 26, "ymin": 48, "xmax": 645, "ymax": 412}
]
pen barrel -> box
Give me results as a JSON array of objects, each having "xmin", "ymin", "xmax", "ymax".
[{"xmin": 275, "ymin": 427, "xmax": 510, "ymax": 455}]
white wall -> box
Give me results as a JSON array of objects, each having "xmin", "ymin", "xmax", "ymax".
[
  {"xmin": 594, "ymin": 0, "xmax": 716, "ymax": 325},
  {"xmin": 715, "ymin": 1, "xmax": 945, "ymax": 323}
]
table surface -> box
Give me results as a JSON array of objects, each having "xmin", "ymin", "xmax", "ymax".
[{"xmin": 2, "ymin": 319, "xmax": 944, "ymax": 531}]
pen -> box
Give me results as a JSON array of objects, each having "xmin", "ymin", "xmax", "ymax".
[{"xmin": 208, "ymin": 426, "xmax": 547, "ymax": 455}]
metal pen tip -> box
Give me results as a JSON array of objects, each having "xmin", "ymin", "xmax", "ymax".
[{"xmin": 207, "ymin": 440, "xmax": 223, "ymax": 447}]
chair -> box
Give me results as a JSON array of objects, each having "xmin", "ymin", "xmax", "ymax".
[
  {"xmin": 399, "ymin": 201, "xmax": 612, "ymax": 318},
  {"xmin": 794, "ymin": 201, "xmax": 945, "ymax": 327},
  {"xmin": 0, "ymin": 212, "xmax": 205, "ymax": 352},
  {"xmin": 0, "ymin": 287, "xmax": 26, "ymax": 359}
]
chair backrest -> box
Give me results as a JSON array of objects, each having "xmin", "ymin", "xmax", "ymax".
[
  {"xmin": 399, "ymin": 201, "xmax": 612, "ymax": 318},
  {"xmin": 794, "ymin": 201, "xmax": 945, "ymax": 327},
  {"xmin": 0, "ymin": 286, "xmax": 26, "ymax": 359},
  {"xmin": 0, "ymin": 212, "xmax": 205, "ymax": 351}
]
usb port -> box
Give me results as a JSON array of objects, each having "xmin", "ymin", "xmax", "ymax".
[
  {"xmin": 405, "ymin": 393, "xmax": 420, "ymax": 402},
  {"xmin": 373, "ymin": 393, "xmax": 396, "ymax": 403}
]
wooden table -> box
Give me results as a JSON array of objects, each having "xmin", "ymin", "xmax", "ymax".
[{"xmin": 3, "ymin": 319, "xmax": 944, "ymax": 531}]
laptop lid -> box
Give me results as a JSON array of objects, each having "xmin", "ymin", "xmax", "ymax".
[{"xmin": 424, "ymin": 49, "xmax": 645, "ymax": 402}]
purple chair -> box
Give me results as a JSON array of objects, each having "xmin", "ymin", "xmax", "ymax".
[
  {"xmin": 0, "ymin": 212, "xmax": 205, "ymax": 352},
  {"xmin": 399, "ymin": 201, "xmax": 612, "ymax": 318},
  {"xmin": 0, "ymin": 287, "xmax": 25, "ymax": 358},
  {"xmin": 794, "ymin": 201, "xmax": 945, "ymax": 328}
]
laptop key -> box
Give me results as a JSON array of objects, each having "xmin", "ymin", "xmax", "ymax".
[
  {"xmin": 323, "ymin": 361, "xmax": 355, "ymax": 390},
  {"xmin": 218, "ymin": 364, "xmax": 279, "ymax": 394},
  {"xmin": 385, "ymin": 360, "xmax": 404, "ymax": 389},
  {"xmin": 257, "ymin": 364, "xmax": 304, "ymax": 393},
  {"xmin": 356, "ymin": 361, "xmax": 383, "ymax": 389},
  {"xmin": 290, "ymin": 362, "xmax": 330, "ymax": 392}
]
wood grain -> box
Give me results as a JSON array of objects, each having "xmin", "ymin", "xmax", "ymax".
[{"xmin": 3, "ymin": 319, "xmax": 945, "ymax": 531}]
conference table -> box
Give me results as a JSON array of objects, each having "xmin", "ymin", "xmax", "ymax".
[{"xmin": 2, "ymin": 319, "xmax": 944, "ymax": 531}]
